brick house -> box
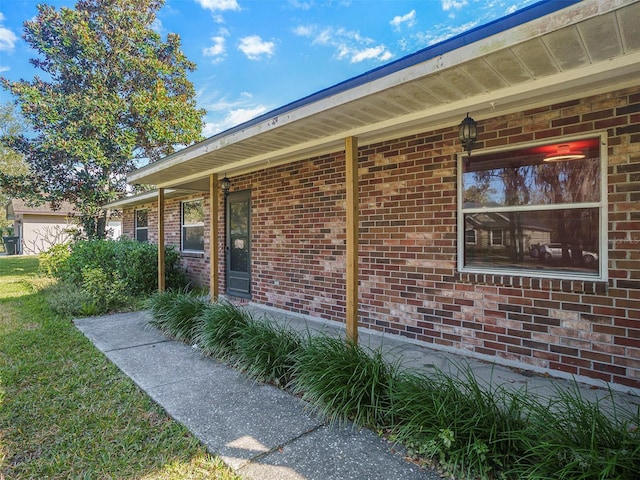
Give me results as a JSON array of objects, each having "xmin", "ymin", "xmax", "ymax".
[{"xmin": 106, "ymin": 0, "xmax": 640, "ymax": 392}]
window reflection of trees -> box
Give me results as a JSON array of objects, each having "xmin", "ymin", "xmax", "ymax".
[
  {"xmin": 461, "ymin": 140, "xmax": 601, "ymax": 276},
  {"xmin": 463, "ymin": 158, "xmax": 599, "ymax": 207},
  {"xmin": 230, "ymin": 200, "xmax": 249, "ymax": 273}
]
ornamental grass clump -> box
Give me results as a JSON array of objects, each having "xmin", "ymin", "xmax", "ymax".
[
  {"xmin": 507, "ymin": 383, "xmax": 640, "ymax": 479},
  {"xmin": 291, "ymin": 335, "xmax": 400, "ymax": 428},
  {"xmin": 146, "ymin": 289, "xmax": 185, "ymax": 326},
  {"xmin": 143, "ymin": 291, "xmax": 640, "ymax": 479},
  {"xmin": 387, "ymin": 365, "xmax": 530, "ymax": 479},
  {"xmin": 233, "ymin": 318, "xmax": 305, "ymax": 387},
  {"xmin": 196, "ymin": 301, "xmax": 252, "ymax": 361},
  {"xmin": 146, "ymin": 290, "xmax": 206, "ymax": 342}
]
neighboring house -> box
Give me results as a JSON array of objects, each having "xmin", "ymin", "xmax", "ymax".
[
  {"xmin": 5, "ymin": 199, "xmax": 122, "ymax": 254},
  {"xmin": 464, "ymin": 210, "xmax": 553, "ymax": 259},
  {"xmin": 5, "ymin": 199, "xmax": 77, "ymax": 255},
  {"xmin": 105, "ymin": 1, "xmax": 640, "ymax": 392}
]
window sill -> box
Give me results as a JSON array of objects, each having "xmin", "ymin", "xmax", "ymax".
[{"xmin": 181, "ymin": 251, "xmax": 204, "ymax": 258}]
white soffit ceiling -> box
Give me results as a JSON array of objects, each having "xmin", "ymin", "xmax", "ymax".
[{"xmin": 128, "ymin": 0, "xmax": 640, "ymax": 191}]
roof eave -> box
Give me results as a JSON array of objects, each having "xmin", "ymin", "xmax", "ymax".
[{"xmin": 127, "ymin": 0, "xmax": 636, "ymax": 189}]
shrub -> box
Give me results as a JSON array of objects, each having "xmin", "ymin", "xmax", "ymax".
[
  {"xmin": 291, "ymin": 335, "xmax": 400, "ymax": 428},
  {"xmin": 81, "ymin": 267, "xmax": 131, "ymax": 314},
  {"xmin": 41, "ymin": 238, "xmax": 188, "ymax": 296},
  {"xmin": 109, "ymin": 240, "xmax": 185, "ymax": 295},
  {"xmin": 195, "ymin": 302, "xmax": 252, "ymax": 361},
  {"xmin": 234, "ymin": 318, "xmax": 305, "ymax": 387},
  {"xmin": 39, "ymin": 242, "xmax": 72, "ymax": 278}
]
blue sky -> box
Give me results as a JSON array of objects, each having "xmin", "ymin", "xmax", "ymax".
[{"xmin": 0, "ymin": 0, "xmax": 536, "ymax": 137}]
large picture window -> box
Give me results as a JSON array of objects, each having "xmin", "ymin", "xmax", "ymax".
[
  {"xmin": 182, "ymin": 200, "xmax": 204, "ymax": 252},
  {"xmin": 458, "ymin": 136, "xmax": 606, "ymax": 280},
  {"xmin": 135, "ymin": 209, "xmax": 148, "ymax": 242}
]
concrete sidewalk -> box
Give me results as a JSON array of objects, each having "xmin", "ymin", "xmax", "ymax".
[
  {"xmin": 75, "ymin": 311, "xmax": 440, "ymax": 480},
  {"xmin": 75, "ymin": 307, "xmax": 639, "ymax": 480}
]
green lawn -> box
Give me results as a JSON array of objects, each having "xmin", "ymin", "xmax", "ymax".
[{"xmin": 0, "ymin": 255, "xmax": 239, "ymax": 479}]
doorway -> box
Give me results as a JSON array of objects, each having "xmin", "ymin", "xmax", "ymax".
[{"xmin": 226, "ymin": 190, "xmax": 251, "ymax": 298}]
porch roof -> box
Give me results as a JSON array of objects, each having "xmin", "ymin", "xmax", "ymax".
[
  {"xmin": 127, "ymin": 0, "xmax": 640, "ymax": 192},
  {"xmin": 102, "ymin": 189, "xmax": 198, "ymax": 210}
]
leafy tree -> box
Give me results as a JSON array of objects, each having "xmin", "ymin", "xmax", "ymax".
[
  {"xmin": 0, "ymin": 102, "xmax": 29, "ymax": 230},
  {"xmin": 1, "ymin": 0, "xmax": 205, "ymax": 238}
]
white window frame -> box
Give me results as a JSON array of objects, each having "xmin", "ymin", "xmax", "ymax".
[
  {"xmin": 181, "ymin": 199, "xmax": 205, "ymax": 252},
  {"xmin": 134, "ymin": 209, "xmax": 148, "ymax": 243},
  {"xmin": 457, "ymin": 132, "xmax": 608, "ymax": 282}
]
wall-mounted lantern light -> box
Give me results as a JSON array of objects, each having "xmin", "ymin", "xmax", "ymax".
[
  {"xmin": 459, "ymin": 113, "xmax": 478, "ymax": 157},
  {"xmin": 221, "ymin": 176, "xmax": 231, "ymax": 196}
]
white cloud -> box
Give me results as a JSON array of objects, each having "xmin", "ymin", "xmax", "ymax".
[
  {"xmin": 203, "ymin": 36, "xmax": 226, "ymax": 60},
  {"xmin": 293, "ymin": 25, "xmax": 313, "ymax": 37},
  {"xmin": 351, "ymin": 46, "xmax": 393, "ymax": 63},
  {"xmin": 294, "ymin": 24, "xmax": 392, "ymax": 64},
  {"xmin": 390, "ymin": 10, "xmax": 416, "ymax": 30},
  {"xmin": 505, "ymin": 4, "xmax": 519, "ymax": 14},
  {"xmin": 200, "ymin": 89, "xmax": 262, "ymax": 116},
  {"xmin": 0, "ymin": 13, "xmax": 18, "ymax": 52},
  {"xmin": 238, "ymin": 35, "xmax": 275, "ymax": 60},
  {"xmin": 288, "ymin": 0, "xmax": 314, "ymax": 10},
  {"xmin": 203, "ymin": 28, "xmax": 229, "ymax": 61},
  {"xmin": 442, "ymin": 0, "xmax": 468, "ymax": 11},
  {"xmin": 151, "ymin": 18, "xmax": 163, "ymax": 35},
  {"xmin": 195, "ymin": 0, "xmax": 241, "ymax": 12},
  {"xmin": 415, "ymin": 20, "xmax": 478, "ymax": 46},
  {"xmin": 203, "ymin": 104, "xmax": 268, "ymax": 136}
]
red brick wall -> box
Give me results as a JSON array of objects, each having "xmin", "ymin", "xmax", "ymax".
[
  {"xmin": 121, "ymin": 194, "xmax": 221, "ymax": 289},
  {"xmin": 122, "ymin": 85, "xmax": 640, "ymax": 390}
]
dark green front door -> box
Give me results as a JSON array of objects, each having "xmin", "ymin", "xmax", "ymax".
[{"xmin": 226, "ymin": 190, "xmax": 251, "ymax": 298}]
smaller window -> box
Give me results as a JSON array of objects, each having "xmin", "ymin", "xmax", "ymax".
[
  {"xmin": 490, "ymin": 230, "xmax": 503, "ymax": 246},
  {"xmin": 465, "ymin": 229, "xmax": 477, "ymax": 245},
  {"xmin": 135, "ymin": 209, "xmax": 148, "ymax": 242},
  {"xmin": 182, "ymin": 200, "xmax": 204, "ymax": 252}
]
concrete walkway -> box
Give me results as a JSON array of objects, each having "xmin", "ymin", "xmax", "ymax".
[
  {"xmin": 75, "ymin": 307, "xmax": 639, "ymax": 480},
  {"xmin": 75, "ymin": 311, "xmax": 439, "ymax": 480}
]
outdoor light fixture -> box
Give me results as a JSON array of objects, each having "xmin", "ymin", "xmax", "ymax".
[
  {"xmin": 543, "ymin": 144, "xmax": 586, "ymax": 162},
  {"xmin": 221, "ymin": 175, "xmax": 231, "ymax": 196},
  {"xmin": 459, "ymin": 113, "xmax": 478, "ymax": 157}
]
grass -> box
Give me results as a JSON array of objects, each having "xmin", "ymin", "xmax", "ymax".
[{"xmin": 0, "ymin": 256, "xmax": 239, "ymax": 479}]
